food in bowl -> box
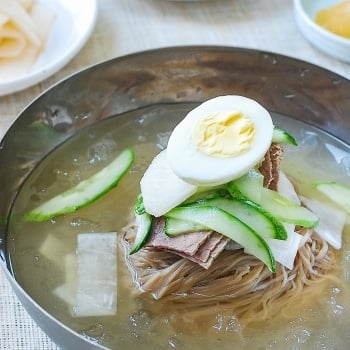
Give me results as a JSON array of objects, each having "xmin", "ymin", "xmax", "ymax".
[
  {"xmin": 315, "ymin": 0, "xmax": 350, "ymax": 39},
  {"xmin": 7, "ymin": 96, "xmax": 350, "ymax": 349},
  {"xmin": 0, "ymin": 0, "xmax": 55, "ymax": 80},
  {"xmin": 293, "ymin": 0, "xmax": 350, "ymax": 63}
]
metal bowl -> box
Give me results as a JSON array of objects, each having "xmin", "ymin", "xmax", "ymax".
[{"xmin": 1, "ymin": 46, "xmax": 350, "ymax": 349}]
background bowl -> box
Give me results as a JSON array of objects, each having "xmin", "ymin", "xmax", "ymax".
[
  {"xmin": 294, "ymin": 0, "xmax": 350, "ymax": 63},
  {"xmin": 1, "ymin": 46, "xmax": 350, "ymax": 349}
]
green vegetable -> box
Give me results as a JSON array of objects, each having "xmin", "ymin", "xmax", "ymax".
[
  {"xmin": 183, "ymin": 186, "xmax": 229, "ymax": 205},
  {"xmin": 165, "ymin": 217, "xmax": 208, "ymax": 236},
  {"xmin": 193, "ymin": 197, "xmax": 287, "ymax": 240},
  {"xmin": 313, "ymin": 181, "xmax": 350, "ymax": 214},
  {"xmin": 25, "ymin": 147, "xmax": 134, "ymax": 222},
  {"xmin": 259, "ymin": 188, "xmax": 319, "ymax": 227},
  {"xmin": 130, "ymin": 212, "xmax": 153, "ymax": 254},
  {"xmin": 165, "ymin": 196, "xmax": 287, "ymax": 238},
  {"xmin": 166, "ymin": 205, "xmax": 276, "ymax": 272},
  {"xmin": 134, "ymin": 194, "xmax": 146, "ymax": 215},
  {"xmin": 227, "ymin": 169, "xmax": 264, "ymax": 203},
  {"xmin": 229, "ymin": 169, "xmax": 318, "ymax": 227},
  {"xmin": 272, "ymin": 128, "xmax": 298, "ymax": 146}
]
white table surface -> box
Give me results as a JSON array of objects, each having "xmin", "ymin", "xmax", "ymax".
[{"xmin": 1, "ymin": 0, "xmax": 350, "ymax": 349}]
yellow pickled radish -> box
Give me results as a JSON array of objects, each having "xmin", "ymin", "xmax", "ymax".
[{"xmin": 315, "ymin": 1, "xmax": 350, "ymax": 39}]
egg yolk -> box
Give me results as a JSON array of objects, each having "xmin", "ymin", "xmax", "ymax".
[
  {"xmin": 315, "ymin": 1, "xmax": 350, "ymax": 39},
  {"xmin": 192, "ymin": 111, "xmax": 255, "ymax": 158}
]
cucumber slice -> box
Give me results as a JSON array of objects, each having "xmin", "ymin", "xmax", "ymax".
[
  {"xmin": 166, "ymin": 206, "xmax": 276, "ymax": 272},
  {"xmin": 183, "ymin": 186, "xmax": 229, "ymax": 205},
  {"xmin": 165, "ymin": 217, "xmax": 208, "ymax": 236},
  {"xmin": 25, "ymin": 147, "xmax": 134, "ymax": 222},
  {"xmin": 228, "ymin": 169, "xmax": 264, "ymax": 203},
  {"xmin": 272, "ymin": 128, "xmax": 298, "ymax": 146},
  {"xmin": 227, "ymin": 167, "xmax": 317, "ymax": 228},
  {"xmin": 260, "ymin": 188, "xmax": 319, "ymax": 227},
  {"xmin": 130, "ymin": 212, "xmax": 153, "ymax": 254},
  {"xmin": 195, "ymin": 197, "xmax": 287, "ymax": 240},
  {"xmin": 166, "ymin": 197, "xmax": 287, "ymax": 240},
  {"xmin": 313, "ymin": 181, "xmax": 350, "ymax": 214}
]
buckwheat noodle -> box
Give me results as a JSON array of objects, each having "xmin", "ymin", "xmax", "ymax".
[{"xmin": 123, "ymin": 225, "xmax": 339, "ymax": 328}]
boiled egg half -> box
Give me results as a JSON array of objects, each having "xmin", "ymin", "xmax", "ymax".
[
  {"xmin": 167, "ymin": 95, "xmax": 274, "ymax": 186},
  {"xmin": 140, "ymin": 95, "xmax": 274, "ymax": 217}
]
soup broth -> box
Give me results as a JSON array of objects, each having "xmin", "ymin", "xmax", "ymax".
[{"xmin": 6, "ymin": 103, "xmax": 350, "ymax": 349}]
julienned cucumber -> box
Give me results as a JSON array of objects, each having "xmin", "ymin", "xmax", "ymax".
[
  {"xmin": 166, "ymin": 206, "xmax": 276, "ymax": 272},
  {"xmin": 25, "ymin": 148, "xmax": 134, "ymax": 222},
  {"xmin": 272, "ymin": 128, "xmax": 298, "ymax": 146},
  {"xmin": 130, "ymin": 212, "xmax": 153, "ymax": 254}
]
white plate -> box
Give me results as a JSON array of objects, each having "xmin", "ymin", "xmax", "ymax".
[{"xmin": 0, "ymin": 0, "xmax": 97, "ymax": 96}]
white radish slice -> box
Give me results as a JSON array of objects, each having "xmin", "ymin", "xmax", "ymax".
[
  {"xmin": 74, "ymin": 232, "xmax": 117, "ymax": 317},
  {"xmin": 277, "ymin": 171, "xmax": 300, "ymax": 205},
  {"xmin": 39, "ymin": 234, "xmax": 69, "ymax": 266},
  {"xmin": 0, "ymin": 25, "xmax": 26, "ymax": 58},
  {"xmin": 53, "ymin": 253, "xmax": 77, "ymax": 308},
  {"xmin": 265, "ymin": 223, "xmax": 302, "ymax": 270},
  {"xmin": 301, "ymin": 196, "xmax": 346, "ymax": 249},
  {"xmin": 0, "ymin": 0, "xmax": 41, "ymax": 46},
  {"xmin": 140, "ymin": 150, "xmax": 198, "ymax": 217},
  {"xmin": 53, "ymin": 233, "xmax": 118, "ymax": 317},
  {"xmin": 314, "ymin": 182, "xmax": 350, "ymax": 214}
]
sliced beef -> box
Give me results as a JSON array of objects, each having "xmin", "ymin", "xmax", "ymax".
[
  {"xmin": 169, "ymin": 233, "xmax": 229, "ymax": 269},
  {"xmin": 146, "ymin": 217, "xmax": 228, "ymax": 269},
  {"xmin": 146, "ymin": 217, "xmax": 211, "ymax": 256},
  {"xmin": 259, "ymin": 143, "xmax": 284, "ymax": 190},
  {"xmin": 188, "ymin": 232, "xmax": 227, "ymax": 263}
]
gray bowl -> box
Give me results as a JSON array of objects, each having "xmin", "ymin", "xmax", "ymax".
[{"xmin": 1, "ymin": 46, "xmax": 350, "ymax": 349}]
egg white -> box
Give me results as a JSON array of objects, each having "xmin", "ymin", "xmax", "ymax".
[{"xmin": 166, "ymin": 95, "xmax": 274, "ymax": 186}]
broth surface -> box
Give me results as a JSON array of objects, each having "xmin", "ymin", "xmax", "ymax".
[{"xmin": 7, "ymin": 103, "xmax": 350, "ymax": 349}]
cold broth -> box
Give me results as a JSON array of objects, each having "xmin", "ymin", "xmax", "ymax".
[{"xmin": 7, "ymin": 103, "xmax": 350, "ymax": 349}]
